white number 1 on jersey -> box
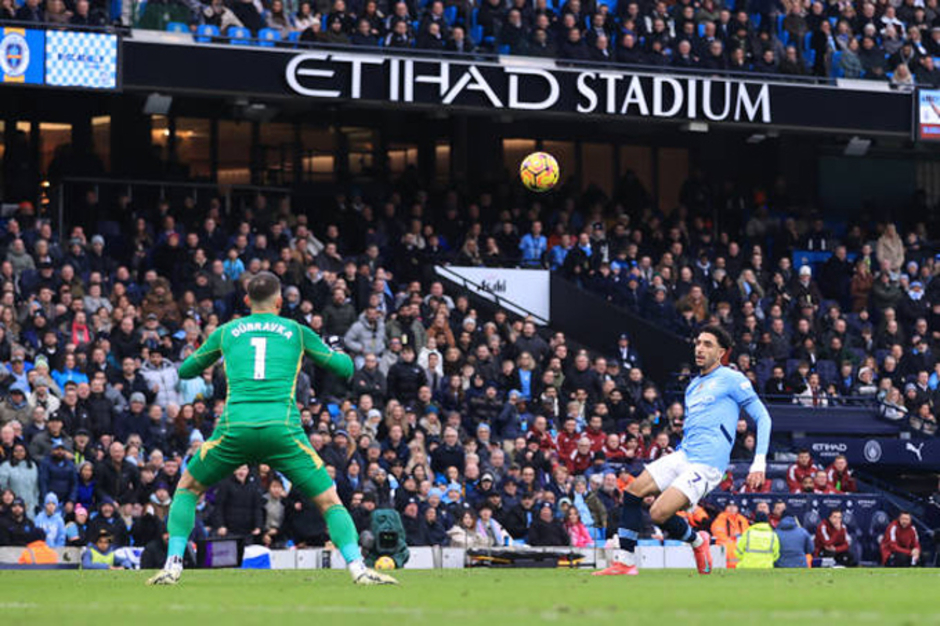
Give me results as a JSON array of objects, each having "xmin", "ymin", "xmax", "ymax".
[{"xmin": 250, "ymin": 337, "xmax": 267, "ymax": 380}]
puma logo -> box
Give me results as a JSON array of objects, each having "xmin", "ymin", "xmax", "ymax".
[{"xmin": 906, "ymin": 442, "xmax": 925, "ymax": 462}]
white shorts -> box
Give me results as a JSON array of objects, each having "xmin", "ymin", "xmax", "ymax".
[{"xmin": 645, "ymin": 450, "xmax": 722, "ymax": 508}]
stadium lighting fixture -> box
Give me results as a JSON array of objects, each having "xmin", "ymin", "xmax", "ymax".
[{"xmin": 844, "ymin": 136, "xmax": 871, "ymax": 156}]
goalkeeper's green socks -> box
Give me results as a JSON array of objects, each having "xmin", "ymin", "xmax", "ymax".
[
  {"xmin": 165, "ymin": 487, "xmax": 199, "ymax": 567},
  {"xmin": 324, "ymin": 504, "xmax": 364, "ymax": 566}
]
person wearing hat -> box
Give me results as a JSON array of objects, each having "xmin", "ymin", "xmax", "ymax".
[
  {"xmin": 38, "ymin": 437, "xmax": 77, "ymax": 509},
  {"xmin": 401, "ymin": 496, "xmax": 431, "ymax": 546},
  {"xmin": 28, "ymin": 413, "xmax": 73, "ymax": 461},
  {"xmin": 64, "ymin": 503, "xmax": 90, "ymax": 547},
  {"xmin": 115, "ymin": 392, "xmax": 150, "ymax": 443},
  {"xmin": 0, "ymin": 496, "xmax": 44, "ymax": 545},
  {"xmin": 387, "ymin": 344, "xmax": 427, "ymax": 406},
  {"xmin": 34, "ymin": 492, "xmax": 66, "ymax": 547},
  {"xmin": 614, "ymin": 332, "xmax": 641, "ymax": 371},
  {"xmin": 27, "ymin": 377, "xmax": 60, "ymax": 416},
  {"xmin": 502, "ymin": 489, "xmax": 537, "ymax": 540},
  {"xmin": 527, "ymin": 501, "xmax": 569, "ymax": 546},
  {"xmin": 81, "ymin": 528, "xmax": 130, "ymax": 569},
  {"xmin": 0, "ymin": 384, "xmax": 31, "ymax": 426},
  {"xmin": 87, "ymin": 496, "xmax": 129, "ymax": 547}
]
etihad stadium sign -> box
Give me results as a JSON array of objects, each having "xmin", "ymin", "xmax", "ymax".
[
  {"xmin": 285, "ymin": 51, "xmax": 770, "ymax": 124},
  {"xmin": 122, "ymin": 40, "xmax": 913, "ymax": 135}
]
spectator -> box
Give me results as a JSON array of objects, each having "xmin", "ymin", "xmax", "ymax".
[
  {"xmin": 528, "ymin": 501, "xmax": 568, "ymax": 546},
  {"xmin": 81, "ymin": 529, "xmax": 129, "ymax": 569},
  {"xmin": 38, "ymin": 440, "xmax": 76, "ymax": 508},
  {"xmin": 814, "ymin": 509, "xmax": 855, "ymax": 567},
  {"xmin": 0, "ymin": 442, "xmax": 39, "ymax": 519},
  {"xmin": 211, "ymin": 465, "xmax": 263, "ymax": 540},
  {"xmin": 87, "ymin": 497, "xmax": 128, "ymax": 547},
  {"xmin": 880, "ymin": 511, "xmax": 920, "ymax": 567},
  {"xmin": 0, "ymin": 497, "xmax": 44, "ymax": 545},
  {"xmin": 446, "ymin": 507, "xmax": 489, "ymax": 547},
  {"xmin": 140, "ymin": 349, "xmax": 181, "ymax": 408},
  {"xmin": 563, "ymin": 506, "xmax": 593, "ymax": 547},
  {"xmin": 774, "ymin": 515, "xmax": 813, "ymax": 568},
  {"xmin": 34, "ymin": 492, "xmax": 66, "ymax": 547},
  {"xmin": 711, "ymin": 502, "xmax": 749, "ymax": 569}
]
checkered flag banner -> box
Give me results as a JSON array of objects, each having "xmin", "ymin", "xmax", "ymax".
[{"xmin": 45, "ymin": 30, "xmax": 117, "ymax": 89}]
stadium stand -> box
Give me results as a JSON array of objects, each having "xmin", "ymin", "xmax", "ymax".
[
  {"xmin": 0, "ymin": 164, "xmax": 935, "ymax": 567},
  {"xmin": 118, "ymin": 0, "xmax": 940, "ymax": 86}
]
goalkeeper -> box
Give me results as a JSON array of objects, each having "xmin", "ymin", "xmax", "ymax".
[{"xmin": 147, "ymin": 271, "xmax": 396, "ymax": 586}]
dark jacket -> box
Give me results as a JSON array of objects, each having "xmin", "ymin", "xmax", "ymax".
[
  {"xmin": 86, "ymin": 392, "xmax": 115, "ymax": 438},
  {"xmin": 87, "ymin": 512, "xmax": 129, "ymax": 547},
  {"xmin": 402, "ymin": 512, "xmax": 432, "ymax": 546},
  {"xmin": 39, "ymin": 456, "xmax": 77, "ymax": 503},
  {"xmin": 502, "ymin": 502, "xmax": 536, "ymax": 539},
  {"xmin": 350, "ymin": 367, "xmax": 387, "ymax": 403},
  {"xmin": 0, "ymin": 514, "xmax": 45, "ymax": 546},
  {"xmin": 210, "ymin": 475, "xmax": 263, "ymax": 535},
  {"xmin": 386, "ymin": 360, "xmax": 427, "ymax": 405},
  {"xmin": 95, "ymin": 459, "xmax": 140, "ymax": 504},
  {"xmin": 527, "ymin": 516, "xmax": 569, "ymax": 546}
]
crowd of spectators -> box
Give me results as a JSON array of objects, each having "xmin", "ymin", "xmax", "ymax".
[
  {"xmin": 0, "ymin": 176, "xmax": 926, "ymax": 567},
  {"xmin": 118, "ymin": 0, "xmax": 940, "ymax": 85}
]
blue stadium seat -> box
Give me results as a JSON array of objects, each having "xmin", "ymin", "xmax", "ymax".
[
  {"xmin": 470, "ymin": 24, "xmax": 483, "ymax": 44},
  {"xmin": 412, "ymin": 19, "xmax": 420, "ymax": 33},
  {"xmin": 286, "ymin": 30, "xmax": 301, "ymax": 46},
  {"xmin": 868, "ymin": 510, "xmax": 890, "ymax": 537},
  {"xmin": 776, "ymin": 13, "xmax": 785, "ymax": 36},
  {"xmin": 874, "ymin": 349, "xmax": 889, "ymax": 364},
  {"xmin": 444, "ymin": 5, "xmax": 457, "ymax": 25},
  {"xmin": 749, "ymin": 13, "xmax": 760, "ymax": 29},
  {"xmin": 828, "ymin": 16, "xmax": 837, "ymax": 28},
  {"xmin": 597, "ymin": 0, "xmax": 616, "ymax": 11},
  {"xmin": 471, "ymin": 7, "xmax": 479, "ymax": 26},
  {"xmin": 830, "ymin": 51, "xmax": 845, "ymax": 78},
  {"xmin": 498, "ymin": 44, "xmax": 511, "ymax": 55},
  {"xmin": 803, "ymin": 31, "xmax": 813, "ymax": 52},
  {"xmin": 802, "ymin": 509, "xmax": 821, "ymax": 531},
  {"xmin": 842, "ymin": 509, "xmax": 856, "ymax": 528},
  {"xmin": 697, "ymin": 23, "xmax": 705, "ymax": 37},
  {"xmin": 258, "ymin": 28, "xmax": 281, "ymax": 46},
  {"xmin": 785, "ymin": 358, "xmax": 801, "ymax": 377},
  {"xmin": 166, "ymin": 21, "xmax": 188, "ymax": 33},
  {"xmin": 771, "ymin": 478, "xmax": 787, "ymax": 493},
  {"xmin": 195, "ymin": 24, "xmax": 220, "ymax": 43},
  {"xmin": 816, "ymin": 360, "xmax": 837, "ymax": 384},
  {"xmin": 228, "ymin": 26, "xmax": 252, "ymax": 45}
]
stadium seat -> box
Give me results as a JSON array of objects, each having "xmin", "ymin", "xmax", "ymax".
[
  {"xmin": 498, "ymin": 44, "xmax": 511, "ymax": 55},
  {"xmin": 785, "ymin": 358, "xmax": 800, "ymax": 377},
  {"xmin": 228, "ymin": 26, "xmax": 252, "ymax": 46},
  {"xmin": 868, "ymin": 511, "xmax": 890, "ymax": 537},
  {"xmin": 258, "ymin": 28, "xmax": 281, "ymax": 46},
  {"xmin": 444, "ymin": 5, "xmax": 457, "ymax": 25},
  {"xmin": 803, "ymin": 31, "xmax": 813, "ymax": 52},
  {"xmin": 771, "ymin": 478, "xmax": 787, "ymax": 493},
  {"xmin": 842, "ymin": 509, "xmax": 856, "ymax": 528},
  {"xmin": 697, "ymin": 23, "xmax": 705, "ymax": 37},
  {"xmin": 816, "ymin": 360, "xmax": 837, "ymax": 385},
  {"xmin": 802, "ymin": 509, "xmax": 821, "ymax": 530},
  {"xmin": 286, "ymin": 30, "xmax": 301, "ymax": 46},
  {"xmin": 471, "ymin": 7, "xmax": 479, "ymax": 26},
  {"xmin": 749, "ymin": 13, "xmax": 760, "ymax": 29},
  {"xmin": 195, "ymin": 24, "xmax": 220, "ymax": 43},
  {"xmin": 874, "ymin": 349, "xmax": 890, "ymax": 364},
  {"xmin": 830, "ymin": 51, "xmax": 845, "ymax": 78},
  {"xmin": 166, "ymin": 21, "xmax": 189, "ymax": 33},
  {"xmin": 470, "ymin": 24, "xmax": 483, "ymax": 44},
  {"xmin": 776, "ymin": 13, "xmax": 785, "ymax": 37}
]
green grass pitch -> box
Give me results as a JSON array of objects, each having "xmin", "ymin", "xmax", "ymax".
[{"xmin": 1, "ymin": 569, "xmax": 937, "ymax": 626}]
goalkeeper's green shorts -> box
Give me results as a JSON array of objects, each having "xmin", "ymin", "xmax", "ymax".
[{"xmin": 186, "ymin": 421, "xmax": 332, "ymax": 499}]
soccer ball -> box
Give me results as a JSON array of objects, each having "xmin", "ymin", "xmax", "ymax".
[
  {"xmin": 374, "ymin": 556, "xmax": 396, "ymax": 571},
  {"xmin": 520, "ymin": 152, "xmax": 559, "ymax": 193}
]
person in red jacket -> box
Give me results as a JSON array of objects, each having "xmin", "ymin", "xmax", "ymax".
[
  {"xmin": 564, "ymin": 437, "xmax": 593, "ymax": 475},
  {"xmin": 555, "ymin": 416, "xmax": 579, "ymax": 460},
  {"xmin": 880, "ymin": 511, "xmax": 921, "ymax": 567},
  {"xmin": 825, "ymin": 455, "xmax": 857, "ymax": 493},
  {"xmin": 738, "ymin": 477, "xmax": 772, "ymax": 493},
  {"xmin": 623, "ymin": 422, "xmax": 646, "ymax": 459},
  {"xmin": 645, "ymin": 431, "xmax": 674, "ymax": 461},
  {"xmin": 815, "ymin": 509, "xmax": 855, "ymax": 566},
  {"xmin": 811, "ymin": 470, "xmax": 838, "ymax": 494},
  {"xmin": 583, "ymin": 415, "xmax": 606, "ymax": 452},
  {"xmin": 787, "ymin": 449, "xmax": 819, "ymax": 492},
  {"xmin": 601, "ymin": 433, "xmax": 628, "ymax": 462},
  {"xmin": 528, "ymin": 415, "xmax": 556, "ymax": 453}
]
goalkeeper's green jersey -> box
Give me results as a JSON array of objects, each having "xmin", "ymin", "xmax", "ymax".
[{"xmin": 178, "ymin": 312, "xmax": 353, "ymax": 426}]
